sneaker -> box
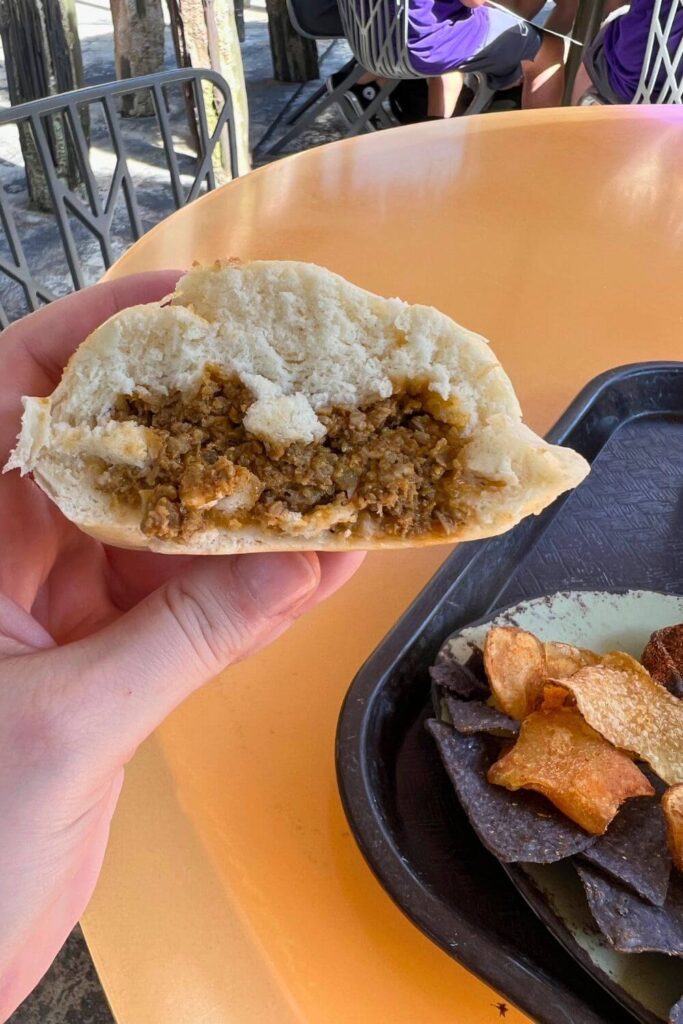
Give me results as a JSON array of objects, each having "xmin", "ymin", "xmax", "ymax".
[
  {"xmin": 388, "ymin": 79, "xmax": 428, "ymax": 124},
  {"xmin": 326, "ymin": 70, "xmax": 384, "ymax": 130}
]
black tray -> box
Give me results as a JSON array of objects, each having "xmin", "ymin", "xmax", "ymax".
[{"xmin": 336, "ymin": 362, "xmax": 683, "ymax": 1024}]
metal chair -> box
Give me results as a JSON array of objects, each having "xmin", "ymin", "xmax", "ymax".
[
  {"xmin": 256, "ymin": 0, "xmax": 498, "ymax": 159},
  {"xmin": 254, "ymin": 0, "xmax": 397, "ymax": 159},
  {"xmin": 0, "ymin": 68, "xmax": 237, "ymax": 328},
  {"xmin": 337, "ymin": 0, "xmax": 498, "ymax": 113},
  {"xmin": 579, "ymin": 0, "xmax": 682, "ymax": 103}
]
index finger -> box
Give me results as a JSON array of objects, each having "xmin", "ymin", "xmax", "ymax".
[{"xmin": 0, "ymin": 270, "xmax": 182, "ymax": 457}]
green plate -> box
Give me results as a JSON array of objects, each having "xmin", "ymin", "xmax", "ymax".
[{"xmin": 442, "ymin": 589, "xmax": 683, "ymax": 1024}]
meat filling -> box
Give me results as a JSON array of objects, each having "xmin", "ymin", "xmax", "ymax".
[{"xmin": 95, "ymin": 367, "xmax": 474, "ymax": 542}]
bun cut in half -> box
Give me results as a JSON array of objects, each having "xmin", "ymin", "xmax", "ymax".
[{"xmin": 5, "ymin": 261, "xmax": 589, "ymax": 553}]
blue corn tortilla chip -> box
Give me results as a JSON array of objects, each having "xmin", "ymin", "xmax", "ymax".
[
  {"xmin": 427, "ymin": 720, "xmax": 596, "ymax": 864},
  {"xmin": 442, "ymin": 696, "xmax": 519, "ymax": 738},
  {"xmin": 430, "ymin": 647, "xmax": 489, "ymax": 702},
  {"xmin": 576, "ymin": 863, "xmax": 683, "ymax": 956},
  {"xmin": 581, "ymin": 794, "xmax": 671, "ymax": 907},
  {"xmin": 670, "ymin": 996, "xmax": 683, "ymax": 1024}
]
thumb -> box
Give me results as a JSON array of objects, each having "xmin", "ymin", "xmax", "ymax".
[{"xmin": 58, "ymin": 552, "xmax": 319, "ymax": 766}]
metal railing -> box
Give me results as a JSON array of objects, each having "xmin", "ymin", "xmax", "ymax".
[{"xmin": 0, "ymin": 68, "xmax": 237, "ymax": 328}]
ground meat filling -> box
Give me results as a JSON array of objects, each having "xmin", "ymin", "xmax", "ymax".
[{"xmin": 96, "ymin": 367, "xmax": 471, "ymax": 543}]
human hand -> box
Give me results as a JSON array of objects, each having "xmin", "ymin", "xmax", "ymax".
[{"xmin": 0, "ymin": 274, "xmax": 364, "ymax": 1021}]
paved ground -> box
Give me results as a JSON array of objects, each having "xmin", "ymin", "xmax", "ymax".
[{"xmin": 0, "ymin": 0, "xmax": 353, "ymax": 323}]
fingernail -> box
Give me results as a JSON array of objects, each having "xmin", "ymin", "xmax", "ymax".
[{"xmin": 235, "ymin": 553, "xmax": 318, "ymax": 617}]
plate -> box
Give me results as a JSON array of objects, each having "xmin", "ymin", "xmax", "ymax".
[{"xmin": 337, "ymin": 589, "xmax": 683, "ymax": 1024}]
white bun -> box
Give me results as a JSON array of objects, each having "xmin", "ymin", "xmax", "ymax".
[{"xmin": 5, "ymin": 260, "xmax": 588, "ymax": 553}]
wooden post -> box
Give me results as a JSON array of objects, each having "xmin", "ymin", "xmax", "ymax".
[
  {"xmin": 110, "ymin": 0, "xmax": 165, "ymax": 117},
  {"xmin": 167, "ymin": 0, "xmax": 250, "ymax": 178},
  {"xmin": 234, "ymin": 0, "xmax": 245, "ymax": 43},
  {"xmin": 265, "ymin": 0, "xmax": 319, "ymax": 82},
  {"xmin": 562, "ymin": 0, "xmax": 608, "ymax": 104},
  {"xmin": 0, "ymin": 0, "xmax": 84, "ymax": 211}
]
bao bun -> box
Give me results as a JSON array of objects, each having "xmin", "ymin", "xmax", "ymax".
[{"xmin": 5, "ymin": 261, "xmax": 589, "ymax": 553}]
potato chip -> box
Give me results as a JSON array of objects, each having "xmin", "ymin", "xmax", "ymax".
[
  {"xmin": 487, "ymin": 707, "xmax": 654, "ymax": 834},
  {"xmin": 541, "ymin": 652, "xmax": 649, "ymax": 710},
  {"xmin": 543, "ymin": 641, "xmax": 600, "ymax": 677},
  {"xmin": 484, "ymin": 626, "xmax": 546, "ymax": 720},
  {"xmin": 484, "ymin": 628, "xmax": 603, "ymax": 721},
  {"xmin": 540, "ymin": 683, "xmax": 573, "ymax": 712},
  {"xmin": 556, "ymin": 665, "xmax": 683, "ymax": 785},
  {"xmin": 601, "ymin": 649, "xmax": 653, "ymax": 677},
  {"xmin": 663, "ymin": 785, "xmax": 683, "ymax": 873}
]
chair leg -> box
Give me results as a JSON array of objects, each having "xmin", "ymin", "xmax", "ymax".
[
  {"xmin": 344, "ymin": 81, "xmax": 397, "ymax": 136},
  {"xmin": 259, "ymin": 61, "xmax": 365, "ymax": 157},
  {"xmin": 284, "ymin": 80, "xmax": 329, "ymax": 125},
  {"xmin": 462, "ymin": 72, "xmax": 496, "ymax": 115},
  {"xmin": 251, "ymin": 80, "xmax": 317, "ymax": 157}
]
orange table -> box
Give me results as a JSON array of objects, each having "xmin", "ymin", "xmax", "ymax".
[{"xmin": 83, "ymin": 107, "xmax": 683, "ymax": 1024}]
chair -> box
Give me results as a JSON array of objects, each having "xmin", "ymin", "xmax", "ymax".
[
  {"xmin": 579, "ymin": 0, "xmax": 682, "ymax": 103},
  {"xmin": 337, "ymin": 0, "xmax": 497, "ymax": 113},
  {"xmin": 0, "ymin": 68, "xmax": 237, "ymax": 328},
  {"xmin": 254, "ymin": 0, "xmax": 397, "ymax": 159},
  {"xmin": 256, "ymin": 0, "xmax": 498, "ymax": 158}
]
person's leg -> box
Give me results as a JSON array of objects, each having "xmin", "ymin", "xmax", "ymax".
[
  {"xmin": 506, "ymin": 0, "xmax": 547, "ymax": 21},
  {"xmin": 427, "ymin": 72, "xmax": 466, "ymax": 116},
  {"xmin": 521, "ymin": 32, "xmax": 565, "ymax": 107},
  {"xmin": 543, "ymin": 0, "xmax": 578, "ymax": 34},
  {"xmin": 571, "ymin": 62, "xmax": 593, "ymax": 102},
  {"xmin": 569, "ymin": 13, "xmax": 628, "ymax": 105},
  {"xmin": 328, "ymin": 67, "xmax": 387, "ymax": 89},
  {"xmin": 357, "ymin": 72, "xmax": 390, "ymax": 86}
]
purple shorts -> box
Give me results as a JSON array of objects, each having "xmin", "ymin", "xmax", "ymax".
[
  {"xmin": 456, "ymin": 9, "xmax": 543, "ymax": 88},
  {"xmin": 409, "ymin": 3, "xmax": 542, "ymax": 85},
  {"xmin": 583, "ymin": 25, "xmax": 628, "ymax": 102}
]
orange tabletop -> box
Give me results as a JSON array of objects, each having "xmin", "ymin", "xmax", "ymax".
[{"xmin": 82, "ymin": 107, "xmax": 683, "ymax": 1024}]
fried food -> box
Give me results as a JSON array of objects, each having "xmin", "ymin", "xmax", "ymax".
[
  {"xmin": 577, "ymin": 863, "xmax": 683, "ymax": 956},
  {"xmin": 487, "ymin": 707, "xmax": 654, "ymax": 834},
  {"xmin": 442, "ymin": 696, "xmax": 519, "ymax": 738},
  {"xmin": 642, "ymin": 625, "xmax": 683, "ymax": 698},
  {"xmin": 581, "ymin": 792, "xmax": 671, "ymax": 906},
  {"xmin": 543, "ymin": 641, "xmax": 600, "ymax": 677},
  {"xmin": 484, "ymin": 626, "xmax": 546, "ymax": 720},
  {"xmin": 427, "ymin": 720, "xmax": 597, "ymax": 862},
  {"xmin": 556, "ymin": 665, "xmax": 683, "ymax": 785},
  {"xmin": 484, "ymin": 626, "xmax": 600, "ymax": 720},
  {"xmin": 663, "ymin": 785, "xmax": 683, "ymax": 873}
]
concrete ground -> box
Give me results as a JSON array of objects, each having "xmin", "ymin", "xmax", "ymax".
[{"xmin": 0, "ymin": 0, "xmax": 354, "ymax": 323}]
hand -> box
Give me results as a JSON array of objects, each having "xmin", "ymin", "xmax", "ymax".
[{"xmin": 0, "ymin": 275, "xmax": 364, "ymax": 1021}]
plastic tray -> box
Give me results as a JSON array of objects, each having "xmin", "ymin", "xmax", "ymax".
[{"xmin": 336, "ymin": 362, "xmax": 683, "ymax": 1024}]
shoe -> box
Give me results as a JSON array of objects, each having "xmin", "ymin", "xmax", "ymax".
[
  {"xmin": 326, "ymin": 70, "xmax": 384, "ymax": 130},
  {"xmin": 490, "ymin": 81, "xmax": 523, "ymax": 111},
  {"xmin": 388, "ymin": 79, "xmax": 428, "ymax": 124}
]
